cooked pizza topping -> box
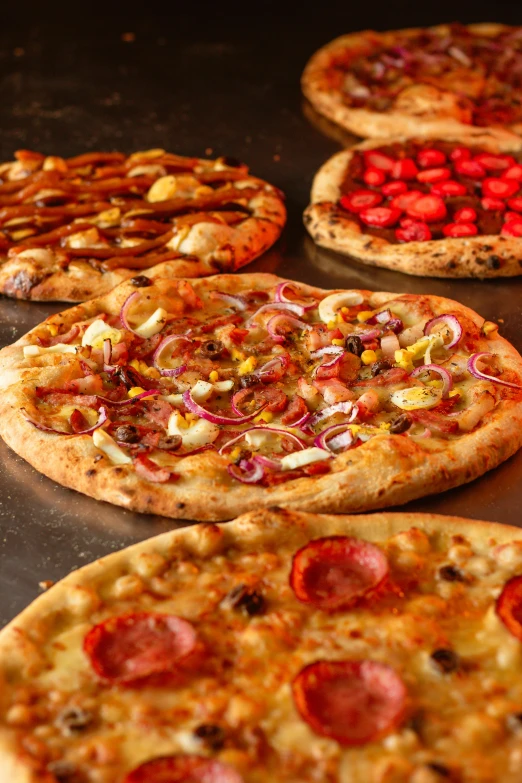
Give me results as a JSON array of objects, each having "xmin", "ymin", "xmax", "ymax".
[
  {"xmin": 497, "ymin": 575, "xmax": 522, "ymax": 642},
  {"xmin": 123, "ymin": 756, "xmax": 244, "ymax": 783},
  {"xmin": 340, "ymin": 140, "xmax": 522, "ymax": 243},
  {"xmin": 20, "ymin": 277, "xmax": 521, "ymax": 487}
]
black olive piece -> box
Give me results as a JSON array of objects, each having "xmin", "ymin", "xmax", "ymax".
[
  {"xmin": 114, "ymin": 425, "xmax": 140, "ymax": 444},
  {"xmin": 47, "ymin": 761, "xmax": 79, "ymax": 782},
  {"xmin": 220, "ymin": 155, "xmax": 242, "ymax": 168},
  {"xmin": 157, "ymin": 434, "xmax": 182, "ymax": 451},
  {"xmin": 425, "ymin": 762, "xmax": 451, "ymax": 778},
  {"xmin": 430, "ymin": 648, "xmax": 460, "ymax": 674},
  {"xmin": 115, "ymin": 365, "xmax": 145, "ymax": 390},
  {"xmin": 200, "ymin": 339, "xmax": 224, "ymax": 359},
  {"xmin": 56, "ymin": 707, "xmax": 93, "ymax": 735},
  {"xmin": 129, "ymin": 275, "xmax": 152, "ymax": 287},
  {"xmin": 438, "ymin": 564, "xmax": 465, "ymax": 582},
  {"xmin": 370, "ymin": 359, "xmax": 392, "ymax": 377},
  {"xmin": 194, "ymin": 723, "xmax": 226, "ymax": 750},
  {"xmin": 239, "ymin": 374, "xmax": 259, "ymax": 389},
  {"xmin": 225, "ymin": 584, "xmax": 266, "ymax": 616},
  {"xmin": 389, "ymin": 414, "xmax": 412, "ymax": 434},
  {"xmin": 345, "ymin": 335, "xmax": 364, "ymax": 357},
  {"xmin": 506, "ymin": 712, "xmax": 522, "ymax": 732}
]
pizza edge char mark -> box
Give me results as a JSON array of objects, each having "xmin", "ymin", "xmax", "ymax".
[
  {"xmin": 301, "ymin": 23, "xmax": 522, "ymax": 144},
  {"xmin": 2, "ymin": 510, "xmax": 522, "ymax": 781},
  {"xmin": 304, "ymin": 136, "xmax": 522, "ymax": 278},
  {"xmin": 0, "ymin": 149, "xmax": 286, "ymax": 303},
  {"xmin": 0, "ymin": 272, "xmax": 522, "ymax": 521}
]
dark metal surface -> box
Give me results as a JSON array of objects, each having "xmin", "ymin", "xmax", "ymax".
[{"xmin": 1, "ymin": 1, "xmax": 522, "ymax": 626}]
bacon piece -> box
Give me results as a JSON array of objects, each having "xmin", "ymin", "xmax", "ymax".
[
  {"xmin": 281, "ymin": 395, "xmax": 308, "ymax": 425},
  {"xmin": 83, "ymin": 613, "xmax": 198, "ymax": 685},
  {"xmin": 290, "ymin": 536, "xmax": 388, "ymax": 611},
  {"xmin": 315, "ymin": 352, "xmax": 360, "ymax": 383},
  {"xmin": 35, "ymin": 389, "xmax": 100, "ymax": 409},
  {"xmin": 314, "ymin": 378, "xmax": 354, "ymax": 405},
  {"xmin": 123, "ymin": 756, "xmax": 243, "ymax": 783},
  {"xmin": 292, "ymin": 659, "xmax": 407, "ymax": 746},
  {"xmin": 354, "ymin": 368, "xmax": 409, "ymax": 387},
  {"xmin": 141, "ymin": 399, "xmax": 174, "ymax": 428},
  {"xmin": 70, "ymin": 409, "xmax": 89, "ymax": 433},
  {"xmin": 134, "ymin": 454, "xmax": 176, "ymax": 484},
  {"xmin": 497, "ymin": 575, "xmax": 522, "ymax": 641}
]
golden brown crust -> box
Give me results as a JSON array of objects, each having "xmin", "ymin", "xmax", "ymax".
[
  {"xmin": 1, "ymin": 271, "xmax": 522, "ymax": 521},
  {"xmin": 302, "ymin": 23, "xmax": 522, "ymax": 144},
  {"xmin": 304, "ymin": 139, "xmax": 522, "ymax": 278}
]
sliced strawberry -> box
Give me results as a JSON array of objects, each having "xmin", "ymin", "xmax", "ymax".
[
  {"xmin": 359, "ymin": 206, "xmax": 402, "ymax": 228},
  {"xmin": 507, "ymin": 197, "xmax": 522, "ymax": 213},
  {"xmin": 417, "ymin": 167, "xmax": 451, "ymax": 184},
  {"xmin": 390, "ymin": 189, "xmax": 423, "ymax": 210},
  {"xmin": 450, "ymin": 146, "xmax": 471, "ymax": 163},
  {"xmin": 503, "ymin": 165, "xmax": 522, "ymax": 182},
  {"xmin": 474, "ymin": 153, "xmax": 515, "ymax": 172},
  {"xmin": 482, "ymin": 178, "xmax": 520, "ymax": 199},
  {"xmin": 417, "ymin": 148, "xmax": 446, "ymax": 168},
  {"xmin": 396, "ymin": 221, "xmax": 432, "ymax": 242},
  {"xmin": 363, "ymin": 168, "xmax": 386, "ymax": 187},
  {"xmin": 406, "ymin": 195, "xmax": 447, "ymax": 223},
  {"xmin": 481, "ymin": 196, "xmax": 506, "ymax": 211},
  {"xmin": 501, "ymin": 220, "xmax": 522, "ymax": 237},
  {"xmin": 363, "ymin": 150, "xmax": 395, "ymax": 171},
  {"xmin": 443, "ymin": 222, "xmax": 478, "ymax": 237},
  {"xmin": 381, "ymin": 181, "xmax": 407, "ymax": 197},
  {"xmin": 505, "ymin": 211, "xmax": 521, "ymax": 222},
  {"xmin": 340, "ymin": 190, "xmax": 383, "ymax": 214},
  {"xmin": 454, "ymin": 207, "xmax": 477, "ymax": 223},
  {"xmin": 431, "ymin": 180, "xmax": 467, "ymax": 197},
  {"xmin": 391, "ymin": 158, "xmax": 418, "ymax": 180},
  {"xmin": 455, "ymin": 159, "xmax": 487, "ymax": 178}
]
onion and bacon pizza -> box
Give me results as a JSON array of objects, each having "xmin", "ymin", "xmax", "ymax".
[
  {"xmin": 305, "ymin": 137, "xmax": 522, "ymax": 277},
  {"xmin": 3, "ymin": 509, "xmax": 522, "ymax": 782},
  {"xmin": 0, "ymin": 272, "xmax": 521, "ymax": 520},
  {"xmin": 302, "ymin": 23, "xmax": 522, "ymax": 144},
  {"xmin": 0, "ymin": 148, "xmax": 286, "ymax": 302}
]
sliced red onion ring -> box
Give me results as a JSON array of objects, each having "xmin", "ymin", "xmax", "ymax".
[
  {"xmin": 424, "ymin": 314, "xmax": 462, "ymax": 348},
  {"xmin": 98, "ymin": 389, "xmax": 162, "ymax": 406},
  {"xmin": 266, "ymin": 313, "xmax": 312, "ymax": 344},
  {"xmin": 255, "ymin": 353, "xmax": 290, "ymax": 383},
  {"xmin": 290, "ymin": 411, "xmax": 311, "ymax": 429},
  {"xmin": 246, "ymin": 302, "xmax": 306, "ymax": 325},
  {"xmin": 313, "ymin": 352, "xmax": 344, "ymax": 377},
  {"xmin": 153, "ymin": 334, "xmax": 191, "ymax": 377},
  {"xmin": 310, "ymin": 345, "xmax": 344, "ymax": 360},
  {"xmin": 103, "ymin": 339, "xmax": 112, "ymax": 366},
  {"xmin": 366, "ymin": 310, "xmax": 403, "ymax": 333},
  {"xmin": 210, "ymin": 290, "xmax": 248, "ymax": 310},
  {"xmin": 410, "ymin": 364, "xmax": 453, "ymax": 398},
  {"xmin": 24, "ymin": 405, "xmax": 109, "ymax": 435},
  {"xmin": 314, "ymin": 423, "xmax": 356, "ymax": 453},
  {"xmin": 306, "ymin": 401, "xmax": 358, "ymax": 430},
  {"xmin": 45, "ymin": 324, "xmax": 80, "ymax": 346},
  {"xmin": 218, "ymin": 426, "xmax": 307, "ymax": 455},
  {"xmin": 183, "ymin": 390, "xmax": 265, "ymax": 425},
  {"xmin": 467, "ymin": 353, "xmax": 522, "ymax": 389},
  {"xmin": 252, "ymin": 454, "xmax": 282, "ymax": 471},
  {"xmin": 274, "ymin": 282, "xmax": 317, "ymax": 312},
  {"xmin": 387, "ymin": 318, "xmax": 404, "ymax": 334},
  {"xmin": 227, "ymin": 459, "xmax": 265, "ymax": 484},
  {"xmin": 357, "ymin": 329, "xmax": 381, "ymax": 343},
  {"xmin": 120, "ymin": 291, "xmax": 144, "ymax": 337}
]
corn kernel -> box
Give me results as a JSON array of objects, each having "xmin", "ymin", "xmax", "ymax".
[
  {"xmin": 449, "ymin": 389, "xmax": 460, "ymax": 398},
  {"xmin": 47, "ymin": 324, "xmax": 59, "ymax": 337},
  {"xmin": 238, "ymin": 356, "xmax": 257, "ymax": 376},
  {"xmin": 357, "ymin": 310, "xmax": 374, "ymax": 322},
  {"xmin": 144, "ymin": 367, "xmax": 160, "ymax": 379},
  {"xmin": 209, "ymin": 370, "xmax": 219, "ymax": 383},
  {"xmin": 231, "ymin": 348, "xmax": 245, "ymax": 362},
  {"xmin": 128, "ymin": 386, "xmax": 146, "ymax": 397},
  {"xmin": 230, "ymin": 447, "xmax": 242, "ymax": 461},
  {"xmin": 379, "ymin": 422, "xmax": 391, "ymax": 430},
  {"xmin": 482, "ymin": 321, "xmax": 499, "ymax": 337},
  {"xmin": 361, "ymin": 349, "xmax": 377, "ymax": 365},
  {"xmin": 254, "ymin": 410, "xmax": 273, "ymax": 423},
  {"xmin": 331, "ymin": 338, "xmax": 344, "ymax": 346},
  {"xmin": 394, "ymin": 349, "xmax": 414, "ymax": 371},
  {"xmin": 327, "ymin": 320, "xmax": 337, "ymax": 330}
]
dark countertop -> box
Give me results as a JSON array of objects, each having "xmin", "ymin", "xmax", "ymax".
[{"xmin": 1, "ymin": 0, "xmax": 522, "ymax": 626}]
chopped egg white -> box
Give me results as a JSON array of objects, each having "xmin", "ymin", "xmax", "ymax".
[
  {"xmin": 81, "ymin": 319, "xmax": 122, "ymax": 349},
  {"xmin": 390, "ymin": 386, "xmax": 443, "ymax": 411},
  {"xmin": 133, "ymin": 308, "xmax": 168, "ymax": 339},
  {"xmin": 167, "ymin": 412, "xmax": 219, "ymax": 449},
  {"xmin": 280, "ymin": 447, "xmax": 331, "ymax": 470},
  {"xmin": 92, "ymin": 429, "xmax": 132, "ymax": 465}
]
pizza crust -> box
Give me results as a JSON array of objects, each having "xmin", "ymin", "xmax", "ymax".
[
  {"xmin": 1, "ymin": 271, "xmax": 522, "ymax": 521},
  {"xmin": 302, "ymin": 23, "xmax": 522, "ymax": 144},
  {"xmin": 304, "ymin": 138, "xmax": 522, "ymax": 278}
]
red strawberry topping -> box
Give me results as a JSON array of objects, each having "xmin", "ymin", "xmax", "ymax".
[
  {"xmin": 502, "ymin": 220, "xmax": 522, "ymax": 237},
  {"xmin": 474, "ymin": 153, "xmax": 515, "ymax": 172},
  {"xmin": 417, "ymin": 148, "xmax": 446, "ymax": 168},
  {"xmin": 363, "ymin": 150, "xmax": 395, "ymax": 171},
  {"xmin": 391, "ymin": 158, "xmax": 418, "ymax": 180},
  {"xmin": 481, "ymin": 197, "xmax": 506, "ymax": 211},
  {"xmin": 507, "ymin": 197, "xmax": 522, "ymax": 213},
  {"xmin": 455, "ymin": 159, "xmax": 487, "ymax": 178},
  {"xmin": 340, "ymin": 190, "xmax": 383, "ymax": 214},
  {"xmin": 390, "ymin": 189, "xmax": 423, "ymax": 210},
  {"xmin": 396, "ymin": 221, "xmax": 432, "ymax": 242},
  {"xmin": 503, "ymin": 165, "xmax": 522, "ymax": 182},
  {"xmin": 430, "ymin": 180, "xmax": 467, "ymax": 197},
  {"xmin": 381, "ymin": 181, "xmax": 407, "ymax": 197},
  {"xmin": 482, "ymin": 178, "xmax": 519, "ymax": 199},
  {"xmin": 416, "ymin": 167, "xmax": 451, "ymax": 183},
  {"xmin": 359, "ymin": 206, "xmax": 402, "ymax": 228},
  {"xmin": 450, "ymin": 146, "xmax": 471, "ymax": 163},
  {"xmin": 405, "ymin": 195, "xmax": 447, "ymax": 223},
  {"xmin": 454, "ymin": 207, "xmax": 477, "ymax": 223},
  {"xmin": 443, "ymin": 222, "xmax": 478, "ymax": 237},
  {"xmin": 363, "ymin": 168, "xmax": 386, "ymax": 186}
]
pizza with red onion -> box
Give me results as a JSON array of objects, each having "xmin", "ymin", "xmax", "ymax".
[
  {"xmin": 0, "ymin": 271, "xmax": 521, "ymax": 520},
  {"xmin": 2, "ymin": 509, "xmax": 522, "ymax": 782}
]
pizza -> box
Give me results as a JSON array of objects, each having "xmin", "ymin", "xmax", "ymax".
[
  {"xmin": 302, "ymin": 23, "xmax": 522, "ymax": 144},
  {"xmin": 0, "ymin": 271, "xmax": 521, "ymax": 520},
  {"xmin": 304, "ymin": 137, "xmax": 522, "ymax": 277},
  {"xmin": 4, "ymin": 508, "xmax": 522, "ymax": 782},
  {"xmin": 0, "ymin": 148, "xmax": 286, "ymax": 302}
]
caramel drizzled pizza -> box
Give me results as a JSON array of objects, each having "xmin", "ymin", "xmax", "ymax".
[
  {"xmin": 305, "ymin": 137, "xmax": 522, "ymax": 277},
  {"xmin": 0, "ymin": 272, "xmax": 521, "ymax": 520},
  {"xmin": 0, "ymin": 149, "xmax": 286, "ymax": 302},
  {"xmin": 302, "ymin": 23, "xmax": 522, "ymax": 143},
  {"xmin": 3, "ymin": 510, "xmax": 522, "ymax": 782}
]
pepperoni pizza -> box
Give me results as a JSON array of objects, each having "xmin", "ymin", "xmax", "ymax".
[
  {"xmin": 302, "ymin": 23, "xmax": 522, "ymax": 143},
  {"xmin": 305, "ymin": 137, "xmax": 522, "ymax": 277},
  {"xmin": 2, "ymin": 509, "xmax": 522, "ymax": 782},
  {"xmin": 0, "ymin": 149, "xmax": 286, "ymax": 302},
  {"xmin": 0, "ymin": 272, "xmax": 521, "ymax": 520}
]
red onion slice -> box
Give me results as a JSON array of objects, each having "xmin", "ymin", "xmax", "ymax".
[
  {"xmin": 209, "ymin": 290, "xmax": 248, "ymax": 310},
  {"xmin": 307, "ymin": 401, "xmax": 358, "ymax": 430},
  {"xmin": 314, "ymin": 423, "xmax": 356, "ymax": 453},
  {"xmin": 218, "ymin": 426, "xmax": 307, "ymax": 455},
  {"xmin": 120, "ymin": 291, "xmax": 145, "ymax": 337},
  {"xmin": 255, "ymin": 353, "xmax": 290, "ymax": 383},
  {"xmin": 357, "ymin": 329, "xmax": 381, "ymax": 343},
  {"xmin": 246, "ymin": 302, "xmax": 306, "ymax": 325},
  {"xmin": 310, "ymin": 345, "xmax": 344, "ymax": 360},
  {"xmin": 467, "ymin": 353, "xmax": 522, "ymax": 389},
  {"xmin": 274, "ymin": 282, "xmax": 317, "ymax": 312},
  {"xmin": 227, "ymin": 459, "xmax": 265, "ymax": 484},
  {"xmin": 410, "ymin": 364, "xmax": 453, "ymax": 398},
  {"xmin": 24, "ymin": 405, "xmax": 109, "ymax": 435},
  {"xmin": 424, "ymin": 314, "xmax": 462, "ymax": 348},
  {"xmin": 103, "ymin": 339, "xmax": 112, "ymax": 366},
  {"xmin": 183, "ymin": 390, "xmax": 265, "ymax": 425},
  {"xmin": 153, "ymin": 334, "xmax": 191, "ymax": 376},
  {"xmin": 266, "ymin": 313, "xmax": 312, "ymax": 344},
  {"xmin": 252, "ymin": 454, "xmax": 282, "ymax": 471},
  {"xmin": 313, "ymin": 352, "xmax": 343, "ymax": 376},
  {"xmin": 43, "ymin": 324, "xmax": 80, "ymax": 347}
]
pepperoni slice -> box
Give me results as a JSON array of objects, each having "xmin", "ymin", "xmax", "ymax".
[
  {"xmin": 431, "ymin": 181, "xmax": 467, "ymax": 197},
  {"xmin": 391, "ymin": 159, "xmax": 418, "ymax": 180},
  {"xmin": 482, "ymin": 178, "xmax": 519, "ymax": 199},
  {"xmin": 290, "ymin": 536, "xmax": 388, "ymax": 610},
  {"xmin": 416, "ymin": 167, "xmax": 451, "ymax": 184},
  {"xmin": 84, "ymin": 613, "xmax": 197, "ymax": 684},
  {"xmin": 405, "ymin": 195, "xmax": 446, "ymax": 223},
  {"xmin": 363, "ymin": 168, "xmax": 386, "ymax": 187},
  {"xmin": 292, "ymin": 660, "xmax": 407, "ymax": 746},
  {"xmin": 497, "ymin": 576, "xmax": 522, "ymax": 641},
  {"xmin": 123, "ymin": 756, "xmax": 243, "ymax": 783},
  {"xmin": 417, "ymin": 148, "xmax": 446, "ymax": 168},
  {"xmin": 359, "ymin": 206, "xmax": 401, "ymax": 228},
  {"xmin": 443, "ymin": 222, "xmax": 478, "ymax": 238},
  {"xmin": 340, "ymin": 190, "xmax": 383, "ymax": 214}
]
